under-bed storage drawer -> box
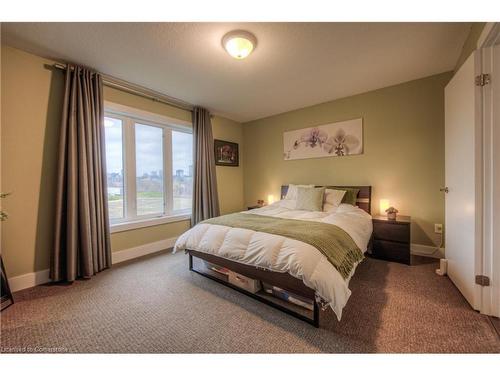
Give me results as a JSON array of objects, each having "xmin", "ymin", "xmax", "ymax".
[
  {"xmin": 200, "ymin": 259, "xmax": 261, "ymax": 293},
  {"xmin": 188, "ymin": 249, "xmax": 319, "ymax": 327},
  {"xmin": 228, "ymin": 271, "xmax": 261, "ymax": 293}
]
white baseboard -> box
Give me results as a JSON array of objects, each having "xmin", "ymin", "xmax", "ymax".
[
  {"xmin": 7, "ymin": 269, "xmax": 51, "ymax": 293},
  {"xmin": 7, "ymin": 237, "xmax": 178, "ymax": 292},
  {"xmin": 111, "ymin": 237, "xmax": 177, "ymax": 264},
  {"xmin": 411, "ymin": 243, "xmax": 445, "ymax": 259}
]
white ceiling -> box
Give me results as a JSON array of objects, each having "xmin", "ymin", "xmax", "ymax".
[{"xmin": 1, "ymin": 22, "xmax": 470, "ymax": 122}]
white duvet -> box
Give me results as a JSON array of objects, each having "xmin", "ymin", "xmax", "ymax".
[{"xmin": 174, "ymin": 202, "xmax": 373, "ymax": 320}]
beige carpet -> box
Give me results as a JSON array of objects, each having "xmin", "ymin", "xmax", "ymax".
[{"xmin": 1, "ymin": 251, "xmax": 499, "ymax": 353}]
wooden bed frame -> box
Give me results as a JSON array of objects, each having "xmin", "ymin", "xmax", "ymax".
[{"xmin": 188, "ymin": 185, "xmax": 372, "ymax": 327}]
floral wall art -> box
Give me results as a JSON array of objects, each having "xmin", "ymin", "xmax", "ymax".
[{"xmin": 283, "ymin": 118, "xmax": 363, "ymax": 160}]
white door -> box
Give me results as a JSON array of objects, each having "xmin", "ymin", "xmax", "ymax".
[{"xmin": 445, "ymin": 52, "xmax": 481, "ymax": 310}]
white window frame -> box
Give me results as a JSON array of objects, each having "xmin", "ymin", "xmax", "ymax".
[{"xmin": 104, "ymin": 101, "xmax": 193, "ymax": 233}]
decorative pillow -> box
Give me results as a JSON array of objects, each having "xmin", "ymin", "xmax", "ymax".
[
  {"xmin": 284, "ymin": 184, "xmax": 314, "ymax": 200},
  {"xmin": 295, "ymin": 187, "xmax": 326, "ymax": 211},
  {"xmin": 341, "ymin": 188, "xmax": 360, "ymax": 206},
  {"xmin": 323, "ymin": 189, "xmax": 346, "ymax": 211}
]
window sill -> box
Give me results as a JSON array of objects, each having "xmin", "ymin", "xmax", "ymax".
[{"xmin": 110, "ymin": 214, "xmax": 191, "ymax": 234}]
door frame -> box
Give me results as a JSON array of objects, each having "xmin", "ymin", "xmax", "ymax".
[{"xmin": 477, "ymin": 22, "xmax": 500, "ymax": 317}]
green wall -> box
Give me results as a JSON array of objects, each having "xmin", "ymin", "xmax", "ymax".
[
  {"xmin": 1, "ymin": 45, "xmax": 244, "ymax": 277},
  {"xmin": 242, "ymin": 72, "xmax": 452, "ymax": 247}
]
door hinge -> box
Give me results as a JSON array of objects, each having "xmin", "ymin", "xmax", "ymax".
[
  {"xmin": 475, "ymin": 74, "xmax": 491, "ymax": 86},
  {"xmin": 475, "ymin": 275, "xmax": 490, "ymax": 286}
]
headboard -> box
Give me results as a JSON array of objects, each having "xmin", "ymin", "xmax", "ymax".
[{"xmin": 280, "ymin": 185, "xmax": 372, "ymax": 214}]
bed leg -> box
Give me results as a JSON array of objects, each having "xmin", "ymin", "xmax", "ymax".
[
  {"xmin": 188, "ymin": 253, "xmax": 193, "ymax": 271},
  {"xmin": 313, "ymin": 300, "xmax": 320, "ymax": 328}
]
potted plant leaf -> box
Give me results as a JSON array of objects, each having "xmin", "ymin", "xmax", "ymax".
[{"xmin": 0, "ymin": 192, "xmax": 10, "ymax": 221}]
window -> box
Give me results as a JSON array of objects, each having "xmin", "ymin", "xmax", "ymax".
[
  {"xmin": 135, "ymin": 123, "xmax": 164, "ymax": 216},
  {"xmin": 104, "ymin": 117, "xmax": 124, "ymax": 221},
  {"xmin": 104, "ymin": 104, "xmax": 193, "ymax": 227}
]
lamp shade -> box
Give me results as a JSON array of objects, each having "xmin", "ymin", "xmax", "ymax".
[
  {"xmin": 379, "ymin": 199, "xmax": 390, "ymax": 215},
  {"xmin": 267, "ymin": 194, "xmax": 275, "ymax": 205}
]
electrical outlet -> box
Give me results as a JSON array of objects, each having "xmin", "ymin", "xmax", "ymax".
[{"xmin": 434, "ymin": 224, "xmax": 443, "ymax": 234}]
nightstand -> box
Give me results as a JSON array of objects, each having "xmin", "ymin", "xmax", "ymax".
[
  {"xmin": 247, "ymin": 205, "xmax": 262, "ymax": 210},
  {"xmin": 371, "ymin": 215, "xmax": 411, "ymax": 265}
]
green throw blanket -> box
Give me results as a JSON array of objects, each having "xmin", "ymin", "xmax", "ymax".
[{"xmin": 202, "ymin": 213, "xmax": 363, "ymax": 280}]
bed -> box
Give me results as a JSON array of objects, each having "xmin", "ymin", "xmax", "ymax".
[{"xmin": 174, "ymin": 185, "xmax": 373, "ymax": 327}]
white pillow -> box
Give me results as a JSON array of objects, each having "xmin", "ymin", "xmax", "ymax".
[
  {"xmin": 284, "ymin": 184, "xmax": 314, "ymax": 200},
  {"xmin": 323, "ymin": 189, "xmax": 346, "ymax": 212},
  {"xmin": 276, "ymin": 199, "xmax": 297, "ymax": 210},
  {"xmin": 323, "ymin": 203, "xmax": 338, "ymax": 213}
]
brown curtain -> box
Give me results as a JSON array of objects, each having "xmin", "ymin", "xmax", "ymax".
[
  {"xmin": 192, "ymin": 107, "xmax": 220, "ymax": 225},
  {"xmin": 51, "ymin": 64, "xmax": 111, "ymax": 282}
]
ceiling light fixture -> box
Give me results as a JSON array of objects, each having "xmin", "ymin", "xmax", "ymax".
[{"xmin": 222, "ymin": 30, "xmax": 257, "ymax": 60}]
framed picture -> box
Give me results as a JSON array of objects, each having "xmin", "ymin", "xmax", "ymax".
[
  {"xmin": 214, "ymin": 139, "xmax": 239, "ymax": 167},
  {"xmin": 283, "ymin": 118, "xmax": 363, "ymax": 160}
]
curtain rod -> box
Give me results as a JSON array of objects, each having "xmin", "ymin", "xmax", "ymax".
[{"xmin": 53, "ymin": 63, "xmax": 194, "ymax": 113}]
